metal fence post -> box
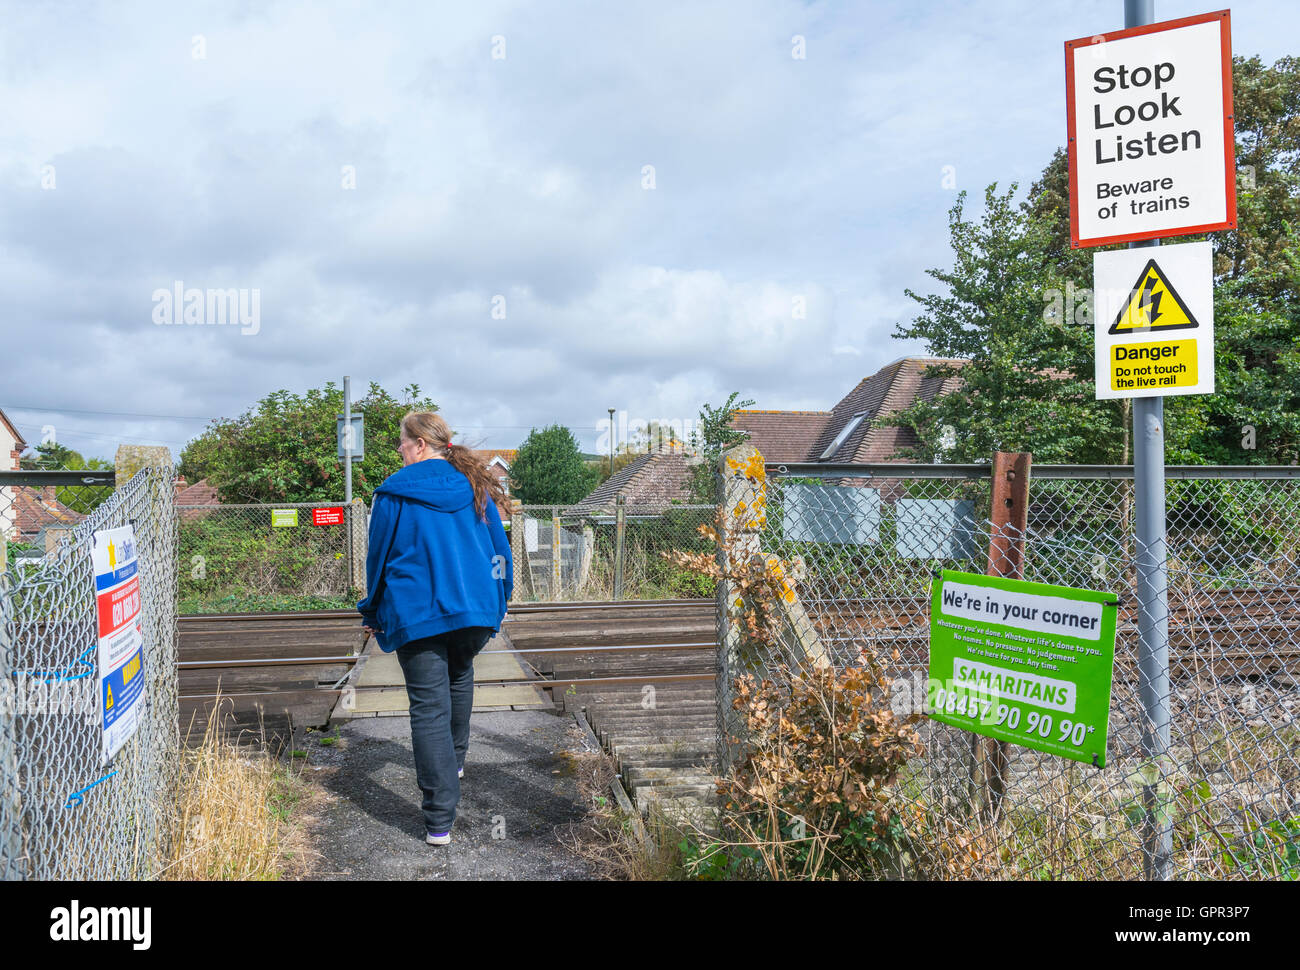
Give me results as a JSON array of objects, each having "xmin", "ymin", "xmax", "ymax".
[
  {"xmin": 1135, "ymin": 396, "xmax": 1172, "ymax": 879},
  {"xmin": 612, "ymin": 496, "xmax": 626, "ymax": 600},
  {"xmin": 1123, "ymin": 0, "xmax": 1173, "ymax": 884},
  {"xmin": 551, "ymin": 508, "xmax": 563, "ymax": 601}
]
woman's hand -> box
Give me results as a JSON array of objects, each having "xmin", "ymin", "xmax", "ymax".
[{"xmin": 363, "ymin": 625, "xmax": 382, "ymax": 637}]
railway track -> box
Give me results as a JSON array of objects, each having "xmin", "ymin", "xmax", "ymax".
[
  {"xmin": 504, "ymin": 599, "xmax": 718, "ymax": 818},
  {"xmin": 177, "ymin": 610, "xmax": 363, "ymax": 744},
  {"xmin": 175, "ymin": 586, "xmax": 1297, "ymax": 811}
]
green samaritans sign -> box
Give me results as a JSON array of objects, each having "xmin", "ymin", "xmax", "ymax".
[{"xmin": 928, "ymin": 569, "xmax": 1119, "ymax": 767}]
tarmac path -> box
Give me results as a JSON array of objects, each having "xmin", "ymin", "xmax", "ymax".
[{"xmin": 294, "ymin": 709, "xmax": 597, "ymax": 880}]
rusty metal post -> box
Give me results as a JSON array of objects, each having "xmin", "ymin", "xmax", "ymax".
[{"xmin": 972, "ymin": 451, "xmax": 1031, "ymax": 819}]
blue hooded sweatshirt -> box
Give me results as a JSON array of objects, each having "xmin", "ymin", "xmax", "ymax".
[{"xmin": 356, "ymin": 458, "xmax": 513, "ymax": 652}]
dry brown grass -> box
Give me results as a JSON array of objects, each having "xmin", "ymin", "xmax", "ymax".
[
  {"xmin": 558, "ymin": 747, "xmax": 691, "ymax": 880},
  {"xmin": 155, "ymin": 697, "xmax": 318, "ymax": 880}
]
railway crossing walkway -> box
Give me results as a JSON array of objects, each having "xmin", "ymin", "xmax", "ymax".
[{"xmin": 296, "ymin": 707, "xmax": 596, "ymax": 880}]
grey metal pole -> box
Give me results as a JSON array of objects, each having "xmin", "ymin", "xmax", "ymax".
[
  {"xmin": 1125, "ymin": 0, "xmax": 1172, "ymax": 881},
  {"xmin": 608, "ymin": 408, "xmax": 615, "ymax": 475},
  {"xmin": 344, "ymin": 375, "xmax": 353, "ymax": 506}
]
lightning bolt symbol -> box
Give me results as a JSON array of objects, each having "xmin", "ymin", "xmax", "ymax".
[{"xmin": 1138, "ymin": 271, "xmax": 1163, "ymax": 325}]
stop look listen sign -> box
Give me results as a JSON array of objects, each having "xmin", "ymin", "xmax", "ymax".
[{"xmin": 1065, "ymin": 10, "xmax": 1236, "ymax": 248}]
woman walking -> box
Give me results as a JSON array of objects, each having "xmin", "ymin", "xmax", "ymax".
[{"xmin": 357, "ymin": 411, "xmax": 513, "ymax": 845}]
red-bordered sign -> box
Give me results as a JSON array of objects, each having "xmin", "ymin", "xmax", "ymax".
[
  {"xmin": 312, "ymin": 507, "xmax": 345, "ymax": 526},
  {"xmin": 1065, "ymin": 10, "xmax": 1236, "ymax": 248}
]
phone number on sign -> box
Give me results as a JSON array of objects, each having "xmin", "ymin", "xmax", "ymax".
[{"xmin": 927, "ymin": 686, "xmax": 1096, "ymax": 748}]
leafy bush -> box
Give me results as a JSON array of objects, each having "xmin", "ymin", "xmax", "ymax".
[
  {"xmin": 178, "ymin": 515, "xmax": 354, "ymax": 614},
  {"xmin": 704, "ymin": 663, "xmax": 924, "ymax": 880}
]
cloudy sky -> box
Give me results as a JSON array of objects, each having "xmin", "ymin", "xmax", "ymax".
[{"xmin": 3, "ymin": 0, "xmax": 1296, "ymax": 463}]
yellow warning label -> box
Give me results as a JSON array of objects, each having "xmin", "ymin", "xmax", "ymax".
[
  {"xmin": 1111, "ymin": 340, "xmax": 1198, "ymax": 391},
  {"xmin": 1109, "ymin": 259, "xmax": 1198, "ymax": 334},
  {"xmin": 105, "ymin": 684, "xmax": 114, "ymax": 710}
]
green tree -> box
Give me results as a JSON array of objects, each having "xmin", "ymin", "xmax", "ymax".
[
  {"xmin": 179, "ymin": 381, "xmax": 438, "ymax": 504},
  {"xmin": 18, "ymin": 442, "xmax": 114, "ymax": 512},
  {"xmin": 887, "ymin": 183, "xmax": 1130, "ymax": 464},
  {"xmin": 687, "ymin": 391, "xmax": 756, "ymax": 501},
  {"xmin": 508, "ymin": 425, "xmax": 599, "ymax": 505},
  {"xmin": 1026, "ymin": 54, "xmax": 1300, "ymax": 466}
]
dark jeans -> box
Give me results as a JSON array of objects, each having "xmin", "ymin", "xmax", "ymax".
[{"xmin": 395, "ymin": 626, "xmax": 493, "ymax": 833}]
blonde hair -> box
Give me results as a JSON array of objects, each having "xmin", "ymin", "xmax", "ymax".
[{"xmin": 400, "ymin": 411, "xmax": 508, "ymax": 520}]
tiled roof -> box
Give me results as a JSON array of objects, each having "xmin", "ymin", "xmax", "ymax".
[
  {"xmin": 846, "ymin": 357, "xmax": 965, "ymax": 462},
  {"xmin": 8, "ymin": 486, "xmax": 83, "ymax": 540},
  {"xmin": 730, "ymin": 410, "xmax": 832, "ymax": 462},
  {"xmin": 730, "ymin": 357, "xmax": 967, "ymax": 465},
  {"xmin": 474, "ymin": 449, "xmax": 517, "ymax": 466},
  {"xmin": 174, "ymin": 477, "xmax": 221, "ymax": 505},
  {"xmin": 569, "ymin": 451, "xmax": 700, "ymax": 515},
  {"xmin": 0, "ymin": 408, "xmax": 26, "ymax": 451}
]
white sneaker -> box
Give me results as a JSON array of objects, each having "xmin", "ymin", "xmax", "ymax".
[
  {"xmin": 426, "ymin": 831, "xmax": 451, "ymax": 845},
  {"xmin": 458, "ymin": 767, "xmax": 464, "ymax": 778}
]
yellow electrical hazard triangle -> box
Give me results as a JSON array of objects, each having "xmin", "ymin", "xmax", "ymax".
[
  {"xmin": 105, "ymin": 684, "xmax": 114, "ymax": 710},
  {"xmin": 1108, "ymin": 259, "xmax": 1199, "ymax": 335}
]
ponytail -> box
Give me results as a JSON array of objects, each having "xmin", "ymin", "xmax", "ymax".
[
  {"xmin": 401, "ymin": 412, "xmax": 508, "ymax": 521},
  {"xmin": 445, "ymin": 442, "xmax": 508, "ymax": 521}
]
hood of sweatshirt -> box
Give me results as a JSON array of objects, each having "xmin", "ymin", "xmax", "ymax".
[{"xmin": 374, "ymin": 458, "xmax": 474, "ymax": 512}]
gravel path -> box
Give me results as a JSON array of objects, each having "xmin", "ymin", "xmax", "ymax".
[{"xmin": 294, "ymin": 709, "xmax": 598, "ymax": 880}]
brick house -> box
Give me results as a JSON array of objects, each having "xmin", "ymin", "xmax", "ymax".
[
  {"xmin": 731, "ymin": 356, "xmax": 966, "ymax": 465},
  {"xmin": 472, "ymin": 449, "xmax": 517, "ymax": 497},
  {"xmin": 0, "ymin": 408, "xmax": 26, "ymax": 540},
  {"xmin": 0, "ymin": 409, "xmax": 87, "ymax": 544}
]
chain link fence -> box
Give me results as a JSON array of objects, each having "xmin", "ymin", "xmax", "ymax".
[
  {"xmin": 509, "ymin": 501, "xmax": 716, "ymax": 601},
  {"xmin": 715, "ymin": 452, "xmax": 1300, "ymax": 880},
  {"xmin": 177, "ymin": 501, "xmax": 366, "ymax": 615},
  {"xmin": 1, "ymin": 463, "xmax": 179, "ymax": 880}
]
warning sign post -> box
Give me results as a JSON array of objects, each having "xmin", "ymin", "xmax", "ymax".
[
  {"xmin": 1094, "ymin": 240, "xmax": 1214, "ymax": 399},
  {"xmin": 1065, "ymin": 10, "xmax": 1235, "ymax": 247}
]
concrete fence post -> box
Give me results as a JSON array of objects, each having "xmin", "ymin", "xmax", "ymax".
[
  {"xmin": 716, "ymin": 443, "xmax": 764, "ymax": 771},
  {"xmin": 511, "ymin": 508, "xmax": 537, "ymax": 601},
  {"xmin": 550, "ymin": 509, "xmax": 563, "ymax": 601},
  {"xmin": 613, "ymin": 496, "xmax": 626, "ymax": 600},
  {"xmin": 349, "ymin": 497, "xmax": 368, "ymax": 596}
]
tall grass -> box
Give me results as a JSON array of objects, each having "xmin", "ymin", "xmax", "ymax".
[{"xmin": 156, "ymin": 698, "xmax": 313, "ymax": 880}]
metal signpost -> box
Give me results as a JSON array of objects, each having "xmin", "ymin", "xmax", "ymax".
[
  {"xmin": 344, "ymin": 375, "xmax": 353, "ymax": 506},
  {"xmin": 1066, "ymin": 2, "xmax": 1235, "ymax": 879}
]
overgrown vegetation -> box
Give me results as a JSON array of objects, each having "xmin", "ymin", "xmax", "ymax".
[
  {"xmin": 180, "ymin": 381, "xmax": 438, "ymax": 504},
  {"xmin": 887, "ymin": 54, "xmax": 1300, "ymax": 467},
  {"xmin": 158, "ymin": 700, "xmax": 316, "ymax": 880},
  {"xmin": 177, "ymin": 512, "xmax": 357, "ymax": 614}
]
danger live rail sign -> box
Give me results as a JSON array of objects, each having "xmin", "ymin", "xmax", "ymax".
[
  {"xmin": 1094, "ymin": 240, "xmax": 1214, "ymax": 400},
  {"xmin": 1066, "ymin": 10, "xmax": 1235, "ymax": 248}
]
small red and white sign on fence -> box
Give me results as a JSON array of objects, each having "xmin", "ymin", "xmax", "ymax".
[{"xmin": 312, "ymin": 507, "xmax": 345, "ymax": 526}]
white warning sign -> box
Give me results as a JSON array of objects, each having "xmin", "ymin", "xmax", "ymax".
[
  {"xmin": 1066, "ymin": 10, "xmax": 1236, "ymax": 248},
  {"xmin": 1094, "ymin": 241, "xmax": 1214, "ymax": 400}
]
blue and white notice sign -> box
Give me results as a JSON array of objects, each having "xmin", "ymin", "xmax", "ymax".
[{"xmin": 92, "ymin": 525, "xmax": 147, "ymax": 765}]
